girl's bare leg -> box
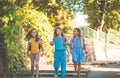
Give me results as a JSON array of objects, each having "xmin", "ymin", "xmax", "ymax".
[
  {"xmin": 74, "ymin": 62, "xmax": 77, "ymax": 76},
  {"xmin": 30, "ymin": 54, "xmax": 35, "ymax": 75},
  {"xmin": 36, "ymin": 62, "xmax": 39, "ymax": 77},
  {"xmin": 78, "ymin": 64, "xmax": 81, "ymax": 77},
  {"xmin": 35, "ymin": 53, "xmax": 40, "ymax": 77}
]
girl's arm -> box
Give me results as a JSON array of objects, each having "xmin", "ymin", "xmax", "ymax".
[
  {"xmin": 83, "ymin": 43, "xmax": 86, "ymax": 54},
  {"xmin": 69, "ymin": 44, "xmax": 72, "ymax": 54},
  {"xmin": 39, "ymin": 41, "xmax": 44, "ymax": 56},
  {"xmin": 27, "ymin": 42, "xmax": 31, "ymax": 56},
  {"xmin": 63, "ymin": 37, "xmax": 70, "ymax": 45},
  {"xmin": 83, "ymin": 43, "xmax": 86, "ymax": 50},
  {"xmin": 68, "ymin": 39, "xmax": 72, "ymax": 54},
  {"xmin": 41, "ymin": 43, "xmax": 44, "ymax": 56},
  {"xmin": 82, "ymin": 38, "xmax": 86, "ymax": 50}
]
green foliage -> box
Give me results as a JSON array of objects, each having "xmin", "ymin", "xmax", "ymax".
[
  {"xmin": 61, "ymin": 0, "xmax": 83, "ymax": 13},
  {"xmin": 17, "ymin": 67, "xmax": 32, "ymax": 77},
  {"xmin": 0, "ymin": 0, "xmax": 79, "ymax": 77},
  {"xmin": 0, "ymin": 4, "xmax": 54, "ymax": 77},
  {"xmin": 32, "ymin": 0, "xmax": 74, "ymax": 32},
  {"xmin": 1, "ymin": 6, "xmax": 23, "ymax": 76},
  {"xmin": 82, "ymin": 0, "xmax": 120, "ymax": 31},
  {"xmin": 63, "ymin": 25, "xmax": 73, "ymax": 34}
]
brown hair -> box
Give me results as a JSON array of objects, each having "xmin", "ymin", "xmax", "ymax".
[
  {"xmin": 54, "ymin": 26, "xmax": 64, "ymax": 37},
  {"xmin": 24, "ymin": 28, "xmax": 40, "ymax": 42},
  {"xmin": 73, "ymin": 28, "xmax": 82, "ymax": 38}
]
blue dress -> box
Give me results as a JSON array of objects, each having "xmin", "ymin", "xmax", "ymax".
[{"xmin": 70, "ymin": 37, "xmax": 86, "ymax": 64}]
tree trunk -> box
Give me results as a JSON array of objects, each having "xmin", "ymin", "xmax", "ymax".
[
  {"xmin": 99, "ymin": 13, "xmax": 105, "ymax": 30},
  {"xmin": 94, "ymin": 1, "xmax": 107, "ymax": 30},
  {"xmin": 0, "ymin": 30, "xmax": 11, "ymax": 78}
]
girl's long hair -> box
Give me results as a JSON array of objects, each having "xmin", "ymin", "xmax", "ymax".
[
  {"xmin": 24, "ymin": 28, "xmax": 40, "ymax": 42},
  {"xmin": 54, "ymin": 26, "xmax": 64, "ymax": 37},
  {"xmin": 73, "ymin": 28, "xmax": 82, "ymax": 38}
]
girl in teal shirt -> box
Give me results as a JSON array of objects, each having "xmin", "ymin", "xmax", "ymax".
[{"xmin": 50, "ymin": 26, "xmax": 69, "ymax": 78}]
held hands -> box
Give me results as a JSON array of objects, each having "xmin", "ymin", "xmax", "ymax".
[
  {"xmin": 50, "ymin": 41, "xmax": 54, "ymax": 46},
  {"xmin": 64, "ymin": 40, "xmax": 69, "ymax": 45}
]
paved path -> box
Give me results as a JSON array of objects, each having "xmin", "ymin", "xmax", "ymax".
[
  {"xmin": 87, "ymin": 64, "xmax": 120, "ymax": 78},
  {"xmin": 18, "ymin": 64, "xmax": 89, "ymax": 78}
]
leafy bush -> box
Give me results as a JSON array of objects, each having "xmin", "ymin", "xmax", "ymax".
[
  {"xmin": 0, "ymin": 5, "xmax": 54, "ymax": 77},
  {"xmin": 17, "ymin": 67, "xmax": 32, "ymax": 77}
]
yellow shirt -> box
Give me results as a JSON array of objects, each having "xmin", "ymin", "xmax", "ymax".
[{"xmin": 31, "ymin": 38, "xmax": 39, "ymax": 53}]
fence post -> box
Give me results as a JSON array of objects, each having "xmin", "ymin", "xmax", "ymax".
[
  {"xmin": 106, "ymin": 33, "xmax": 109, "ymax": 43},
  {"xmin": 116, "ymin": 34, "xmax": 119, "ymax": 45},
  {"xmin": 97, "ymin": 29, "xmax": 99, "ymax": 40}
]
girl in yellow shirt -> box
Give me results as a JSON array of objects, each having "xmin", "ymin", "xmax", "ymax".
[{"xmin": 25, "ymin": 28, "xmax": 43, "ymax": 78}]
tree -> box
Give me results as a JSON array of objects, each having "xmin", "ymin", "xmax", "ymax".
[
  {"xmin": 0, "ymin": 0, "xmax": 53, "ymax": 77},
  {"xmin": 82, "ymin": 0, "xmax": 120, "ymax": 31},
  {"xmin": 31, "ymin": 0, "xmax": 76, "ymax": 33},
  {"xmin": 0, "ymin": 0, "xmax": 84, "ymax": 77},
  {"xmin": 0, "ymin": 29, "xmax": 11, "ymax": 78}
]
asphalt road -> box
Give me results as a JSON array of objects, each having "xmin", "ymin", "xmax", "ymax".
[{"xmin": 87, "ymin": 64, "xmax": 120, "ymax": 78}]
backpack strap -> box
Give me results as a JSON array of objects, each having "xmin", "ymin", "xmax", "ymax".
[
  {"xmin": 80, "ymin": 37, "xmax": 83, "ymax": 47},
  {"xmin": 62, "ymin": 36, "xmax": 65, "ymax": 42},
  {"xmin": 53, "ymin": 37, "xmax": 56, "ymax": 42},
  {"xmin": 53, "ymin": 36, "xmax": 66, "ymax": 42},
  {"xmin": 80, "ymin": 37, "xmax": 85, "ymax": 49}
]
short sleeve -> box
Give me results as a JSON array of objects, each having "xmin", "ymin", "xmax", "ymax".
[
  {"xmin": 53, "ymin": 37, "xmax": 55, "ymax": 42},
  {"xmin": 64, "ymin": 37, "xmax": 67, "ymax": 41}
]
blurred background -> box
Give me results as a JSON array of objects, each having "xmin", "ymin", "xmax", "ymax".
[{"xmin": 0, "ymin": 0, "xmax": 120, "ymax": 78}]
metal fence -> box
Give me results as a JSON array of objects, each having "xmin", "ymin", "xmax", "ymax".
[{"xmin": 84, "ymin": 27, "xmax": 120, "ymax": 44}]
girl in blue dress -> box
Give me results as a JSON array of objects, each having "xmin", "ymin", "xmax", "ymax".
[{"xmin": 70, "ymin": 28, "xmax": 86, "ymax": 78}]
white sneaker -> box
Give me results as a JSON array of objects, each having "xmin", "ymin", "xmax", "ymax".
[
  {"xmin": 30, "ymin": 74, "xmax": 35, "ymax": 78},
  {"xmin": 54, "ymin": 74, "xmax": 58, "ymax": 78},
  {"xmin": 36, "ymin": 75, "xmax": 39, "ymax": 78},
  {"xmin": 74, "ymin": 72, "xmax": 78, "ymax": 77}
]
